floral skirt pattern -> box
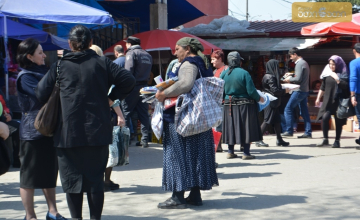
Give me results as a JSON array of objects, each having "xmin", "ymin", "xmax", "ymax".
[{"xmin": 162, "ymin": 122, "xmax": 219, "ymax": 192}]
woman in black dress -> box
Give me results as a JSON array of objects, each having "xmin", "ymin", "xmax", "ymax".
[
  {"xmin": 315, "ymin": 55, "xmax": 349, "ymax": 148},
  {"xmin": 256, "ymin": 59, "xmax": 290, "ymax": 147},
  {"xmin": 16, "ymin": 38, "xmax": 66, "ymax": 220},
  {"xmin": 36, "ymin": 25, "xmax": 135, "ymax": 220}
]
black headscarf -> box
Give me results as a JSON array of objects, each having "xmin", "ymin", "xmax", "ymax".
[{"xmin": 266, "ymin": 59, "xmax": 280, "ymax": 87}]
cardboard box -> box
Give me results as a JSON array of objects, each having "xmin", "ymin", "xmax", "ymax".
[{"xmin": 343, "ymin": 119, "xmax": 353, "ymax": 132}]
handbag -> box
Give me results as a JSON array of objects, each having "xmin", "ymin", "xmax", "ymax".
[
  {"xmin": 336, "ymin": 97, "xmax": 355, "ymax": 119},
  {"xmin": 175, "ymin": 70, "xmax": 224, "ymax": 137},
  {"xmin": 34, "ymin": 60, "xmax": 61, "ymax": 136}
]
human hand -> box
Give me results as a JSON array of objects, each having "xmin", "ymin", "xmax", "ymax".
[
  {"xmin": 285, "ymin": 88, "xmax": 290, "ymax": 93},
  {"xmin": 117, "ymin": 116, "xmax": 126, "ymax": 127},
  {"xmin": 315, "ymin": 99, "xmax": 320, "ymax": 107},
  {"xmin": 4, "ymin": 113, "xmax": 11, "ymax": 122},
  {"xmin": 352, "ymin": 96, "xmax": 357, "ymax": 107},
  {"xmin": 155, "ymin": 90, "xmax": 166, "ymax": 102},
  {"xmin": 259, "ymin": 96, "xmax": 265, "ymax": 103},
  {"xmin": 283, "ymin": 77, "xmax": 291, "ymax": 83}
]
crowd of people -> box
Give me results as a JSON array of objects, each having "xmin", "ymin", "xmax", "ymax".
[{"xmin": 8, "ymin": 24, "xmax": 360, "ymax": 219}]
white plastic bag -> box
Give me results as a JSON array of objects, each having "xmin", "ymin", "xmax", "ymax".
[
  {"xmin": 151, "ymin": 102, "xmax": 164, "ymax": 140},
  {"xmin": 257, "ymin": 90, "xmax": 277, "ymax": 112},
  {"xmin": 106, "ymin": 126, "xmax": 120, "ymax": 168}
]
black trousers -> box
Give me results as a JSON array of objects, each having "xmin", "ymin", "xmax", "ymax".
[{"xmin": 121, "ymin": 84, "xmax": 150, "ymax": 143}]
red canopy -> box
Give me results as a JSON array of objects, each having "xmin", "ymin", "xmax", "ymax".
[
  {"xmin": 103, "ymin": 29, "xmax": 221, "ymax": 56},
  {"xmin": 301, "ymin": 13, "xmax": 360, "ymax": 36}
]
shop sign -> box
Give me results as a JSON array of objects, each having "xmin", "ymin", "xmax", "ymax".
[{"xmin": 292, "ymin": 2, "xmax": 352, "ymax": 22}]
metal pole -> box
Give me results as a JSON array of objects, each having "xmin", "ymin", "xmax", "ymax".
[
  {"xmin": 3, "ymin": 15, "xmax": 9, "ymax": 100},
  {"xmin": 246, "ymin": 0, "xmax": 249, "ymax": 21},
  {"xmin": 158, "ymin": 50, "xmax": 161, "ymax": 78}
]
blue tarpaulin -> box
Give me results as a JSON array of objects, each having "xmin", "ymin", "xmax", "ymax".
[
  {"xmin": 0, "ymin": 0, "xmax": 114, "ymax": 24},
  {"xmin": 97, "ymin": 0, "xmax": 205, "ymax": 32},
  {"xmin": 0, "ymin": 14, "xmax": 69, "ymax": 50}
]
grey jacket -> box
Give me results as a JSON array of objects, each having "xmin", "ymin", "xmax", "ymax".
[
  {"xmin": 125, "ymin": 45, "xmax": 152, "ymax": 84},
  {"xmin": 289, "ymin": 59, "xmax": 310, "ymax": 92}
]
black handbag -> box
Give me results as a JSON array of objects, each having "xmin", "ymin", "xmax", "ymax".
[
  {"xmin": 34, "ymin": 60, "xmax": 61, "ymax": 136},
  {"xmin": 336, "ymin": 98, "xmax": 355, "ymax": 119}
]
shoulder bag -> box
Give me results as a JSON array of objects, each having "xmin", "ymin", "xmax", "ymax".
[
  {"xmin": 34, "ymin": 60, "xmax": 61, "ymax": 136},
  {"xmin": 336, "ymin": 97, "xmax": 355, "ymax": 119}
]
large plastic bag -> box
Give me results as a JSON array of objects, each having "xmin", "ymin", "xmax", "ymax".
[
  {"xmin": 118, "ymin": 126, "xmax": 130, "ymax": 166},
  {"xmin": 107, "ymin": 126, "xmax": 130, "ymax": 168},
  {"xmin": 257, "ymin": 90, "xmax": 277, "ymax": 112},
  {"xmin": 151, "ymin": 102, "xmax": 164, "ymax": 140},
  {"xmin": 107, "ymin": 126, "xmax": 120, "ymax": 168}
]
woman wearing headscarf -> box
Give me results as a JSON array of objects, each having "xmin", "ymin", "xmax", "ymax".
[
  {"xmin": 256, "ymin": 59, "xmax": 290, "ymax": 147},
  {"xmin": 315, "ymin": 55, "xmax": 350, "ymax": 148},
  {"xmin": 155, "ymin": 37, "xmax": 218, "ymax": 209},
  {"xmin": 16, "ymin": 38, "xmax": 67, "ymax": 220},
  {"xmin": 221, "ymin": 51, "xmax": 264, "ymax": 160},
  {"xmin": 36, "ymin": 25, "xmax": 135, "ymax": 220}
]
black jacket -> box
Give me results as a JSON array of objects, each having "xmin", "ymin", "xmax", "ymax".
[
  {"xmin": 262, "ymin": 73, "xmax": 286, "ymax": 107},
  {"xmin": 125, "ymin": 45, "xmax": 152, "ymax": 84},
  {"xmin": 36, "ymin": 49, "xmax": 135, "ymax": 148}
]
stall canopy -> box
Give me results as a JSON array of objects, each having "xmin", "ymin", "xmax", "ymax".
[
  {"xmin": 98, "ymin": 0, "xmax": 205, "ymax": 32},
  {"xmin": 0, "ymin": 0, "xmax": 114, "ymax": 24},
  {"xmin": 206, "ymin": 38, "xmax": 322, "ymax": 51},
  {"xmin": 301, "ymin": 13, "xmax": 360, "ymax": 36},
  {"xmin": 0, "ymin": 14, "xmax": 69, "ymax": 50}
]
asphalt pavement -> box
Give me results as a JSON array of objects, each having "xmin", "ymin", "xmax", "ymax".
[{"xmin": 1, "ymin": 130, "xmax": 360, "ymax": 220}]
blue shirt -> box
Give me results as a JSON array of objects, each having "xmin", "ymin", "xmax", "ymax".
[
  {"xmin": 349, "ymin": 57, "xmax": 360, "ymax": 93},
  {"xmin": 113, "ymin": 56, "xmax": 125, "ymax": 68}
]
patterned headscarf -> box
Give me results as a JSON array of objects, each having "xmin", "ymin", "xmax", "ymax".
[{"xmin": 176, "ymin": 37, "xmax": 210, "ymax": 69}]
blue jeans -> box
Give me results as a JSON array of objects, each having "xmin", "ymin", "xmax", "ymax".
[
  {"xmin": 284, "ymin": 91, "xmax": 312, "ymax": 135},
  {"xmin": 354, "ymin": 94, "xmax": 360, "ymax": 129}
]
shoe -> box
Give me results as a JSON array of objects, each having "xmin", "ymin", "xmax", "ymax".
[
  {"xmin": 281, "ymin": 132, "xmax": 293, "ymax": 137},
  {"xmin": 255, "ymin": 140, "xmax": 269, "ymax": 147},
  {"xmin": 136, "ymin": 141, "xmax": 149, "ymax": 148},
  {"xmin": 158, "ymin": 197, "xmax": 187, "ymax": 209},
  {"xmin": 276, "ymin": 139, "xmax": 289, "ymax": 146},
  {"xmin": 104, "ymin": 181, "xmax": 119, "ymax": 192},
  {"xmin": 185, "ymin": 197, "xmax": 203, "ymax": 206},
  {"xmin": 355, "ymin": 139, "xmax": 360, "ymax": 145},
  {"xmin": 316, "ymin": 138, "xmax": 329, "ymax": 147},
  {"xmin": 242, "ymin": 155, "xmax": 256, "ymax": 160},
  {"xmin": 332, "ymin": 140, "xmax": 340, "ymax": 148},
  {"xmin": 297, "ymin": 134, "xmax": 312, "ymax": 139},
  {"xmin": 46, "ymin": 212, "xmax": 68, "ymax": 220},
  {"xmin": 226, "ymin": 153, "xmax": 238, "ymax": 159}
]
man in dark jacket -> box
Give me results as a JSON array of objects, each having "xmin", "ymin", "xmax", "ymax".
[
  {"xmin": 123, "ymin": 36, "xmax": 153, "ymax": 148},
  {"xmin": 113, "ymin": 45, "xmax": 125, "ymax": 68}
]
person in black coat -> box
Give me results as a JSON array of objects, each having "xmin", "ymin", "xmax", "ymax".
[
  {"xmin": 35, "ymin": 25, "xmax": 136, "ymax": 220},
  {"xmin": 315, "ymin": 55, "xmax": 350, "ymax": 148},
  {"xmin": 256, "ymin": 59, "xmax": 290, "ymax": 147}
]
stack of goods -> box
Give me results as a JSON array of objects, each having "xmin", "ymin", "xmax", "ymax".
[{"xmin": 140, "ymin": 86, "xmax": 157, "ymax": 103}]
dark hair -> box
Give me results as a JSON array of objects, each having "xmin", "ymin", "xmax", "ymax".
[
  {"xmin": 312, "ymin": 80, "xmax": 321, "ymax": 90},
  {"xmin": 288, "ymin": 47, "xmax": 301, "ymax": 56},
  {"xmin": 354, "ymin": 43, "xmax": 360, "ymax": 54},
  {"xmin": 68, "ymin": 25, "xmax": 92, "ymax": 51},
  {"xmin": 114, "ymin": 45, "xmax": 124, "ymax": 54},
  {"xmin": 211, "ymin": 50, "xmax": 225, "ymax": 62},
  {"xmin": 16, "ymin": 38, "xmax": 40, "ymax": 69}
]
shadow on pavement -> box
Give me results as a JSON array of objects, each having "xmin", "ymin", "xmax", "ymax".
[
  {"xmin": 109, "ymin": 185, "xmax": 166, "ymax": 195},
  {"xmin": 258, "ymin": 153, "xmax": 312, "ymax": 160},
  {"xmin": 217, "ymin": 172, "xmax": 281, "ymax": 180},
  {"xmin": 102, "ymin": 215, "xmax": 168, "ymax": 220},
  {"xmin": 199, "ymin": 193, "xmax": 307, "ymax": 210},
  {"xmin": 217, "ymin": 162, "xmax": 280, "ymax": 168}
]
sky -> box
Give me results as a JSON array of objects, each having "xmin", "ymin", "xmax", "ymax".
[{"xmin": 228, "ymin": 0, "xmax": 309, "ymax": 21}]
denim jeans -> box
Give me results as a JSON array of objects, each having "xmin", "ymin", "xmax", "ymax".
[
  {"xmin": 354, "ymin": 94, "xmax": 360, "ymax": 129},
  {"xmin": 284, "ymin": 91, "xmax": 312, "ymax": 135}
]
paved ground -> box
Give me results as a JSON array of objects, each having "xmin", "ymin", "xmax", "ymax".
[{"xmin": 1, "ymin": 130, "xmax": 360, "ymax": 220}]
